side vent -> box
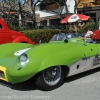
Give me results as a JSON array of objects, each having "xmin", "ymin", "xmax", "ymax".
[{"xmin": 77, "ymin": 65, "xmax": 79, "ymax": 69}]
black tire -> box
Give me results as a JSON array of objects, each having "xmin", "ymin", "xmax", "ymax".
[
  {"xmin": 21, "ymin": 41, "xmax": 27, "ymax": 43},
  {"xmin": 35, "ymin": 66, "xmax": 64, "ymax": 91}
]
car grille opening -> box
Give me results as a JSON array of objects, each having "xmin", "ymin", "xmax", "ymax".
[{"xmin": 0, "ymin": 70, "xmax": 5, "ymax": 78}]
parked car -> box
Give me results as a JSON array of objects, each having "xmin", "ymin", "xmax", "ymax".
[
  {"xmin": 0, "ymin": 18, "xmax": 35, "ymax": 44},
  {"xmin": 0, "ymin": 35, "xmax": 100, "ymax": 91}
]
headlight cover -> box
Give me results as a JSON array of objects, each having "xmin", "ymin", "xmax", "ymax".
[{"xmin": 19, "ymin": 53, "xmax": 29, "ymax": 66}]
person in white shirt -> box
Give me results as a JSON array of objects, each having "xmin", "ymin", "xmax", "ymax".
[
  {"xmin": 79, "ymin": 27, "xmax": 93, "ymax": 39},
  {"xmin": 84, "ymin": 27, "xmax": 93, "ymax": 38},
  {"xmin": 79, "ymin": 27, "xmax": 94, "ymax": 43}
]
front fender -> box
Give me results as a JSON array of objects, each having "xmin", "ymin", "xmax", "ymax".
[{"xmin": 38, "ymin": 50, "xmax": 83, "ymax": 72}]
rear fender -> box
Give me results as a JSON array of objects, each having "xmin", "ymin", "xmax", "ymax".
[
  {"xmin": 0, "ymin": 18, "xmax": 10, "ymax": 30},
  {"xmin": 13, "ymin": 36, "xmax": 34, "ymax": 44}
]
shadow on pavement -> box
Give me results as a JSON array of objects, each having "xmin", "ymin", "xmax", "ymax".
[
  {"xmin": 64, "ymin": 67, "xmax": 100, "ymax": 83},
  {"xmin": 0, "ymin": 67, "xmax": 100, "ymax": 91},
  {"xmin": 0, "ymin": 79, "xmax": 38, "ymax": 91}
]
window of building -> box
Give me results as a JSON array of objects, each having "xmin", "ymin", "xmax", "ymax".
[
  {"xmin": 85, "ymin": 13, "xmax": 96, "ymax": 22},
  {"xmin": 40, "ymin": 20, "xmax": 47, "ymax": 26},
  {"xmin": 50, "ymin": 18, "xmax": 61, "ymax": 25},
  {"xmin": 40, "ymin": 4, "xmax": 46, "ymax": 10},
  {"xmin": 40, "ymin": 0, "xmax": 62, "ymax": 11}
]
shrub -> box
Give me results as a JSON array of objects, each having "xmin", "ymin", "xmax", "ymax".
[
  {"xmin": 21, "ymin": 29, "xmax": 66, "ymax": 43},
  {"xmin": 77, "ymin": 21, "xmax": 99, "ymax": 34},
  {"xmin": 8, "ymin": 24, "xmax": 24, "ymax": 31},
  {"xmin": 9, "ymin": 22, "xmax": 99, "ymax": 43}
]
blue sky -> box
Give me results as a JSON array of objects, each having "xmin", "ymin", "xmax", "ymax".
[{"xmin": 34, "ymin": 0, "xmax": 38, "ymax": 4}]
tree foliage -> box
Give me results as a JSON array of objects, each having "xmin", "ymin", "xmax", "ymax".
[
  {"xmin": 0, "ymin": 0, "xmax": 41, "ymax": 27},
  {"xmin": 0, "ymin": 0, "xmax": 83, "ymax": 28}
]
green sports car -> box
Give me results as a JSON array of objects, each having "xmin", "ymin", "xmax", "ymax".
[{"xmin": 0, "ymin": 35, "xmax": 100, "ymax": 90}]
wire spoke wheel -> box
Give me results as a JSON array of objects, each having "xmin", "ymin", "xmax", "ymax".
[
  {"xmin": 43, "ymin": 66, "xmax": 62, "ymax": 86},
  {"xmin": 35, "ymin": 66, "xmax": 64, "ymax": 90}
]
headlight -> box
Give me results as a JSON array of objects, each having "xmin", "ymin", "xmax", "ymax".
[{"xmin": 19, "ymin": 53, "xmax": 28, "ymax": 66}]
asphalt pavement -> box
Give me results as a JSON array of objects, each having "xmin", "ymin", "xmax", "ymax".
[{"xmin": 0, "ymin": 67, "xmax": 100, "ymax": 100}]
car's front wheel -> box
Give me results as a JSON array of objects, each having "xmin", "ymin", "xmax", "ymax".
[{"xmin": 35, "ymin": 66, "xmax": 64, "ymax": 91}]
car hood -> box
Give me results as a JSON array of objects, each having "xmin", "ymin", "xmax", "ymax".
[
  {"xmin": 0, "ymin": 40, "xmax": 83, "ymax": 58},
  {"xmin": 0, "ymin": 43, "xmax": 32, "ymax": 59},
  {"xmin": 25, "ymin": 42, "xmax": 82, "ymax": 58}
]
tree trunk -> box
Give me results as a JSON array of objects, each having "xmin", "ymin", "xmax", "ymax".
[
  {"xmin": 74, "ymin": 0, "xmax": 82, "ymax": 13},
  {"xmin": 64, "ymin": 0, "xmax": 69, "ymax": 17},
  {"xmin": 18, "ymin": 1, "xmax": 22, "ymax": 27},
  {"xmin": 30, "ymin": 0, "xmax": 37, "ymax": 28}
]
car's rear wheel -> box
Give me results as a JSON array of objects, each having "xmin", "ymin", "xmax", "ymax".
[
  {"xmin": 21, "ymin": 41, "xmax": 27, "ymax": 43},
  {"xmin": 35, "ymin": 66, "xmax": 64, "ymax": 91}
]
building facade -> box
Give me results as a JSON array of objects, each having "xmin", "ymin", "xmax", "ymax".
[
  {"xmin": 35, "ymin": 0, "xmax": 100, "ymax": 26},
  {"xmin": 35, "ymin": 0, "xmax": 76, "ymax": 26},
  {"xmin": 77, "ymin": 0, "xmax": 100, "ymax": 22}
]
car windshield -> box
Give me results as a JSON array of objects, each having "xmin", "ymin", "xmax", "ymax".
[{"xmin": 50, "ymin": 33, "xmax": 78, "ymax": 41}]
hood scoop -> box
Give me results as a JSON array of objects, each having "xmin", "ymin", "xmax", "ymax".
[{"xmin": 14, "ymin": 48, "xmax": 31, "ymax": 56}]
